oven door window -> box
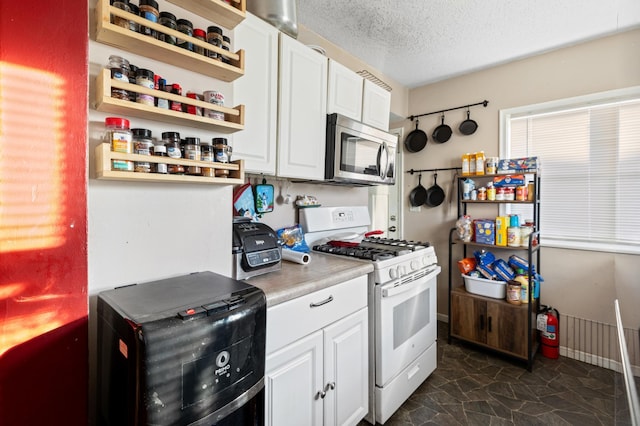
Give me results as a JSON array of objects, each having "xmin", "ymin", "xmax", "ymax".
[
  {"xmin": 375, "ymin": 272, "xmax": 438, "ymax": 387},
  {"xmin": 340, "ymin": 132, "xmax": 394, "ymax": 179}
]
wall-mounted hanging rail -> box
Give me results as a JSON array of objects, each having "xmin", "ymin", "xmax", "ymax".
[
  {"xmin": 407, "ymin": 167, "xmax": 461, "ymax": 174},
  {"xmin": 408, "ymin": 100, "xmax": 489, "ymax": 121}
]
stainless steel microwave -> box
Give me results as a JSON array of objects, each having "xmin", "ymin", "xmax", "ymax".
[{"xmin": 325, "ymin": 113, "xmax": 397, "ymax": 185}]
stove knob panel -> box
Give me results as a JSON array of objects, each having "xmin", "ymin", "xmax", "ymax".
[
  {"xmin": 399, "ymin": 265, "xmax": 407, "ymax": 277},
  {"xmin": 389, "ymin": 268, "xmax": 397, "ymax": 280}
]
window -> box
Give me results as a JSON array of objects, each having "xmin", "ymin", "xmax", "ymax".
[{"xmin": 500, "ymin": 87, "xmax": 640, "ymax": 254}]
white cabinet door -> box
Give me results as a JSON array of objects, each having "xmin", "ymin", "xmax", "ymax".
[
  {"xmin": 265, "ymin": 330, "xmax": 323, "ymax": 426},
  {"xmin": 362, "ymin": 79, "xmax": 391, "ymax": 131},
  {"xmin": 232, "ymin": 13, "xmax": 279, "ymax": 175},
  {"xmin": 327, "ymin": 60, "xmax": 363, "ymax": 121},
  {"xmin": 323, "ymin": 308, "xmax": 369, "ymax": 426},
  {"xmin": 277, "ymin": 34, "xmax": 328, "ymax": 180}
]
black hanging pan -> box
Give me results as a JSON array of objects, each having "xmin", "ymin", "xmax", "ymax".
[
  {"xmin": 425, "ymin": 172, "xmax": 446, "ymax": 207},
  {"xmin": 409, "ymin": 173, "xmax": 428, "ymax": 207},
  {"xmin": 432, "ymin": 114, "xmax": 452, "ymax": 143},
  {"xmin": 459, "ymin": 108, "xmax": 478, "ymax": 135},
  {"xmin": 404, "ymin": 119, "xmax": 427, "ymax": 153}
]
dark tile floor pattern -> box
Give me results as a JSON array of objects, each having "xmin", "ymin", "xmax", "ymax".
[{"xmin": 363, "ymin": 321, "xmax": 635, "ymax": 425}]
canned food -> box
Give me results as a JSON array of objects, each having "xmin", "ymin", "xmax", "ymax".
[{"xmin": 516, "ymin": 185, "xmax": 527, "ymax": 201}]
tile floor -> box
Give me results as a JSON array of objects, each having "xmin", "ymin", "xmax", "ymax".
[{"xmin": 363, "ymin": 321, "xmax": 635, "ymax": 425}]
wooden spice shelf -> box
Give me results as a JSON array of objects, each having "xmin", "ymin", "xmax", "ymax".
[
  {"xmin": 95, "ymin": 143, "xmax": 245, "ymax": 184},
  {"xmin": 96, "ymin": 0, "xmax": 244, "ymax": 82},
  {"xmin": 95, "ymin": 69, "xmax": 244, "ymax": 133},
  {"xmin": 167, "ymin": 0, "xmax": 246, "ymax": 30}
]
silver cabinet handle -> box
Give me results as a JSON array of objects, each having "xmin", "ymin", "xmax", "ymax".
[
  {"xmin": 325, "ymin": 382, "xmax": 336, "ymax": 391},
  {"xmin": 316, "ymin": 390, "xmax": 326, "ymax": 399},
  {"xmin": 310, "ymin": 295, "xmax": 333, "ymax": 308}
]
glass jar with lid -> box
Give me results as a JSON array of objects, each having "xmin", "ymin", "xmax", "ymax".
[
  {"xmin": 163, "ymin": 131, "xmax": 184, "ymax": 174},
  {"xmin": 132, "ymin": 128, "xmax": 154, "ymax": 173},
  {"xmin": 182, "ymin": 137, "xmax": 201, "ymax": 175},
  {"xmin": 105, "ymin": 117, "xmax": 133, "ymax": 172}
]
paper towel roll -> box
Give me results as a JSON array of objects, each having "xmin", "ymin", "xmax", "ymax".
[{"xmin": 282, "ymin": 248, "xmax": 311, "ymax": 265}]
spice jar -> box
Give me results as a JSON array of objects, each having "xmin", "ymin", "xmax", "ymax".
[
  {"xmin": 221, "ymin": 35, "xmax": 231, "ymax": 63},
  {"xmin": 153, "ymin": 144, "xmax": 168, "ymax": 174},
  {"xmin": 108, "ymin": 55, "xmax": 131, "ymax": 101},
  {"xmin": 156, "ymin": 78, "xmax": 169, "ymax": 109},
  {"xmin": 506, "ymin": 280, "xmax": 522, "ymax": 305},
  {"xmin": 193, "ymin": 28, "xmax": 207, "ymax": 56},
  {"xmin": 138, "ymin": 0, "xmax": 159, "ymax": 38},
  {"xmin": 177, "ymin": 19, "xmax": 194, "ymax": 51},
  {"xmin": 206, "ymin": 26, "xmax": 223, "ymax": 60},
  {"xmin": 105, "ymin": 117, "xmax": 133, "ymax": 172},
  {"xmin": 185, "ymin": 92, "xmax": 202, "ymax": 116},
  {"xmin": 163, "ymin": 131, "xmax": 184, "ymax": 174},
  {"xmin": 182, "ymin": 137, "xmax": 201, "ymax": 175},
  {"xmin": 127, "ymin": 63, "xmax": 138, "ymax": 102},
  {"xmin": 135, "ymin": 68, "xmax": 155, "ymax": 106},
  {"xmin": 170, "ymin": 83, "xmax": 182, "ymax": 112},
  {"xmin": 203, "ymin": 90, "xmax": 225, "ymax": 120},
  {"xmin": 128, "ymin": 3, "xmax": 139, "ymax": 32},
  {"xmin": 201, "ymin": 142, "xmax": 215, "ymax": 177},
  {"xmin": 158, "ymin": 11, "xmax": 177, "ymax": 45},
  {"xmin": 111, "ymin": 0, "xmax": 132, "ymax": 29},
  {"xmin": 132, "ymin": 128, "xmax": 154, "ymax": 173}
]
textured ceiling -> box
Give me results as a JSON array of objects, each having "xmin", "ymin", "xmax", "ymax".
[{"xmin": 297, "ymin": 0, "xmax": 640, "ymax": 89}]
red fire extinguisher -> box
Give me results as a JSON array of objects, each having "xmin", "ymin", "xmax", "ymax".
[{"xmin": 538, "ymin": 306, "xmax": 560, "ymax": 359}]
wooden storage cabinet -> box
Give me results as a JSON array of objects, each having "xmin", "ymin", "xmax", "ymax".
[
  {"xmin": 451, "ymin": 287, "xmax": 532, "ymax": 359},
  {"xmin": 448, "ymin": 171, "xmax": 541, "ymax": 370},
  {"xmin": 265, "ymin": 276, "xmax": 368, "ymax": 426}
]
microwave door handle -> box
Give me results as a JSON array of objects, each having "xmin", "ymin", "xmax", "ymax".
[{"xmin": 377, "ymin": 142, "xmax": 389, "ymax": 180}]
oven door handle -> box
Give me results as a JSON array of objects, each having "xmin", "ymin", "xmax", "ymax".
[{"xmin": 382, "ymin": 282, "xmax": 420, "ymax": 298}]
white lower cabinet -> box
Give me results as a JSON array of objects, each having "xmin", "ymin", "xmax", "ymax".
[{"xmin": 265, "ymin": 276, "xmax": 368, "ymax": 426}]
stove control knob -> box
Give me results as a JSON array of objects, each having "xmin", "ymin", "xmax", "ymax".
[
  {"xmin": 399, "ymin": 265, "xmax": 406, "ymax": 277},
  {"xmin": 389, "ymin": 268, "xmax": 397, "ymax": 280},
  {"xmin": 410, "ymin": 260, "xmax": 419, "ymax": 271}
]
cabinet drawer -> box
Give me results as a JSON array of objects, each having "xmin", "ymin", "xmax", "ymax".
[{"xmin": 266, "ymin": 275, "xmax": 367, "ymax": 354}]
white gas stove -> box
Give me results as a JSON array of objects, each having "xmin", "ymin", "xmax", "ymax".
[{"xmin": 301, "ymin": 206, "xmax": 440, "ymax": 424}]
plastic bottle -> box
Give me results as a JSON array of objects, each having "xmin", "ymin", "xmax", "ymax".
[
  {"xmin": 105, "ymin": 117, "xmax": 133, "ymax": 172},
  {"xmin": 514, "ymin": 269, "xmax": 529, "ymax": 304},
  {"xmin": 475, "ymin": 151, "xmax": 486, "ymax": 175},
  {"xmin": 461, "ymin": 153, "xmax": 471, "ymax": 176}
]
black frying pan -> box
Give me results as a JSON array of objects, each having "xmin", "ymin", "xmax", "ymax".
[
  {"xmin": 425, "ymin": 172, "xmax": 445, "ymax": 207},
  {"xmin": 432, "ymin": 114, "xmax": 452, "ymax": 143},
  {"xmin": 409, "ymin": 174, "xmax": 428, "ymax": 206},
  {"xmin": 404, "ymin": 119, "xmax": 427, "ymax": 153},
  {"xmin": 459, "ymin": 109, "xmax": 478, "ymax": 135}
]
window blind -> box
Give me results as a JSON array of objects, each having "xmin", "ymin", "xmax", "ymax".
[{"xmin": 505, "ymin": 94, "xmax": 640, "ymax": 254}]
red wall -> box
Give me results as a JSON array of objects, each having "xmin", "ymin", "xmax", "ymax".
[{"xmin": 0, "ymin": 0, "xmax": 88, "ymax": 424}]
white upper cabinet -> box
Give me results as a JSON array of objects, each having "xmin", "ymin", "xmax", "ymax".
[
  {"xmin": 277, "ymin": 34, "xmax": 328, "ymax": 181},
  {"xmin": 327, "ymin": 59, "xmax": 363, "ymax": 121},
  {"xmin": 232, "ymin": 13, "xmax": 279, "ymax": 175},
  {"xmin": 362, "ymin": 79, "xmax": 391, "ymax": 131}
]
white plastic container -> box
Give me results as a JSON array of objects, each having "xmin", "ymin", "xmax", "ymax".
[{"xmin": 462, "ymin": 274, "xmax": 506, "ymax": 299}]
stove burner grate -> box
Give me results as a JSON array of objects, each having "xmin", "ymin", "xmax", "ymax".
[{"xmin": 313, "ymin": 244, "xmax": 397, "ymax": 261}]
